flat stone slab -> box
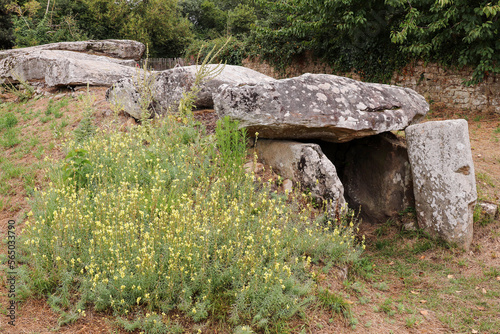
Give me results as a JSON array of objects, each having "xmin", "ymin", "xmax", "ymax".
[
  {"xmin": 0, "ymin": 39, "xmax": 145, "ymax": 60},
  {"xmin": 406, "ymin": 119, "xmax": 477, "ymax": 249},
  {"xmin": 214, "ymin": 73, "xmax": 429, "ymax": 143},
  {"xmin": 0, "ymin": 50, "xmax": 138, "ymax": 87}
]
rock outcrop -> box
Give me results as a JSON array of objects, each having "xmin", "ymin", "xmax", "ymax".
[
  {"xmin": 0, "ymin": 39, "xmax": 145, "ymax": 60},
  {"xmin": 214, "ymin": 73, "xmax": 428, "ymax": 142},
  {"xmin": 406, "ymin": 119, "xmax": 477, "ymax": 249},
  {"xmin": 106, "ymin": 65, "xmax": 275, "ymax": 119},
  {"xmin": 0, "ymin": 50, "xmax": 138, "ymax": 87},
  {"xmin": 255, "ymin": 140, "xmax": 346, "ymax": 215}
]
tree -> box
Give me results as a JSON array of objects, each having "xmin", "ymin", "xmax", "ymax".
[
  {"xmin": 250, "ymin": 0, "xmax": 407, "ymax": 81},
  {"xmin": 6, "ymin": 0, "xmax": 88, "ymax": 47},
  {"xmin": 228, "ymin": 3, "xmax": 257, "ymax": 36},
  {"xmin": 83, "ymin": 0, "xmax": 193, "ymax": 57},
  {"xmin": 0, "ymin": 0, "xmax": 14, "ymax": 49},
  {"xmin": 389, "ymin": 0, "xmax": 500, "ymax": 84}
]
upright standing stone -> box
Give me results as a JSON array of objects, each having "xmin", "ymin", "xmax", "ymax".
[{"xmin": 406, "ymin": 119, "xmax": 477, "ymax": 249}]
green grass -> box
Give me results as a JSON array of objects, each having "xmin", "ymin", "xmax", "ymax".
[
  {"xmin": 0, "ymin": 112, "xmax": 19, "ymax": 129},
  {"xmin": 0, "ymin": 112, "xmax": 21, "ymax": 148},
  {"xmin": 317, "ymin": 288, "xmax": 352, "ymax": 319},
  {"xmin": 477, "ymin": 172, "xmax": 495, "ymax": 187},
  {"xmin": 45, "ymin": 98, "xmax": 67, "ymax": 119},
  {"xmin": 1, "ymin": 128, "xmax": 21, "ymax": 148},
  {"xmin": 352, "ymin": 218, "xmax": 500, "ymax": 334}
]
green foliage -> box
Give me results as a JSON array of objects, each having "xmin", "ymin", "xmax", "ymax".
[
  {"xmin": 250, "ymin": 0, "xmax": 498, "ymax": 83},
  {"xmin": 215, "ymin": 115, "xmax": 247, "ymax": 179},
  {"xmin": 0, "ymin": 111, "xmax": 20, "ymax": 148},
  {"xmin": 390, "ymin": 0, "xmax": 500, "ymax": 84},
  {"xmin": 0, "ymin": 0, "xmax": 14, "ymax": 49},
  {"xmin": 0, "ymin": 112, "xmax": 18, "ymax": 129},
  {"xmin": 249, "ymin": 0, "xmax": 407, "ymax": 82},
  {"xmin": 82, "ymin": 0, "xmax": 193, "ymax": 57},
  {"xmin": 228, "ymin": 4, "xmax": 257, "ymax": 36},
  {"xmin": 181, "ymin": 0, "xmax": 258, "ymax": 38},
  {"xmin": 0, "ymin": 128, "xmax": 20, "ymax": 148},
  {"xmin": 73, "ymin": 110, "xmax": 95, "ymax": 142},
  {"xmin": 198, "ymin": 0, "xmax": 227, "ymax": 35},
  {"xmin": 7, "ymin": 1, "xmax": 88, "ymax": 47},
  {"xmin": 21, "ymin": 116, "xmax": 362, "ymax": 331},
  {"xmin": 62, "ymin": 148, "xmax": 91, "ymax": 190},
  {"xmin": 185, "ymin": 36, "xmax": 246, "ymax": 65},
  {"xmin": 73, "ymin": 91, "xmax": 96, "ymax": 142}
]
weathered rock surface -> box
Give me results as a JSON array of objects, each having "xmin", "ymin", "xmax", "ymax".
[
  {"xmin": 322, "ymin": 133, "xmax": 415, "ymax": 224},
  {"xmin": 477, "ymin": 201, "xmax": 498, "ymax": 220},
  {"xmin": 214, "ymin": 73, "xmax": 429, "ymax": 142},
  {"xmin": 406, "ymin": 119, "xmax": 477, "ymax": 249},
  {"xmin": 106, "ymin": 65, "xmax": 275, "ymax": 119},
  {"xmin": 255, "ymin": 140, "xmax": 346, "ymax": 214},
  {"xmin": 0, "ymin": 40, "xmax": 145, "ymax": 60},
  {"xmin": 0, "ymin": 50, "xmax": 138, "ymax": 87}
]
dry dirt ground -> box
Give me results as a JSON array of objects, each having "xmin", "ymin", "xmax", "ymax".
[{"xmin": 0, "ymin": 88, "xmax": 499, "ymax": 333}]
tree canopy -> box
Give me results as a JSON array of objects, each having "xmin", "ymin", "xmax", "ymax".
[{"xmin": 1, "ymin": 0, "xmax": 498, "ymax": 83}]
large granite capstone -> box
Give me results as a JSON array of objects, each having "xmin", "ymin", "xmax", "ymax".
[{"xmin": 214, "ymin": 73, "xmax": 429, "ymax": 142}]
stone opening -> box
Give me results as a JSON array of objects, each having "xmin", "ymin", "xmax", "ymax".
[{"xmin": 308, "ymin": 132, "xmax": 415, "ymax": 225}]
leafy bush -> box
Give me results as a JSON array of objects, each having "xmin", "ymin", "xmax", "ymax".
[
  {"xmin": 390, "ymin": 0, "xmax": 500, "ymax": 84},
  {"xmin": 250, "ymin": 0, "xmax": 499, "ymax": 83},
  {"xmin": 7, "ymin": 1, "xmax": 87, "ymax": 47}
]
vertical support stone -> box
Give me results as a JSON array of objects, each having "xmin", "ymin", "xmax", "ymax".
[
  {"xmin": 255, "ymin": 140, "xmax": 346, "ymax": 215},
  {"xmin": 406, "ymin": 120, "xmax": 477, "ymax": 249}
]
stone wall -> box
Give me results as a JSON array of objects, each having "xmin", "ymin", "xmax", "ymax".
[{"xmin": 242, "ymin": 57, "xmax": 500, "ymax": 114}]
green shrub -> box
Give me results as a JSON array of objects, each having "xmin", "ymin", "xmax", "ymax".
[
  {"xmin": 62, "ymin": 149, "xmax": 92, "ymax": 190},
  {"xmin": 18, "ymin": 53, "xmax": 363, "ymax": 332}
]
